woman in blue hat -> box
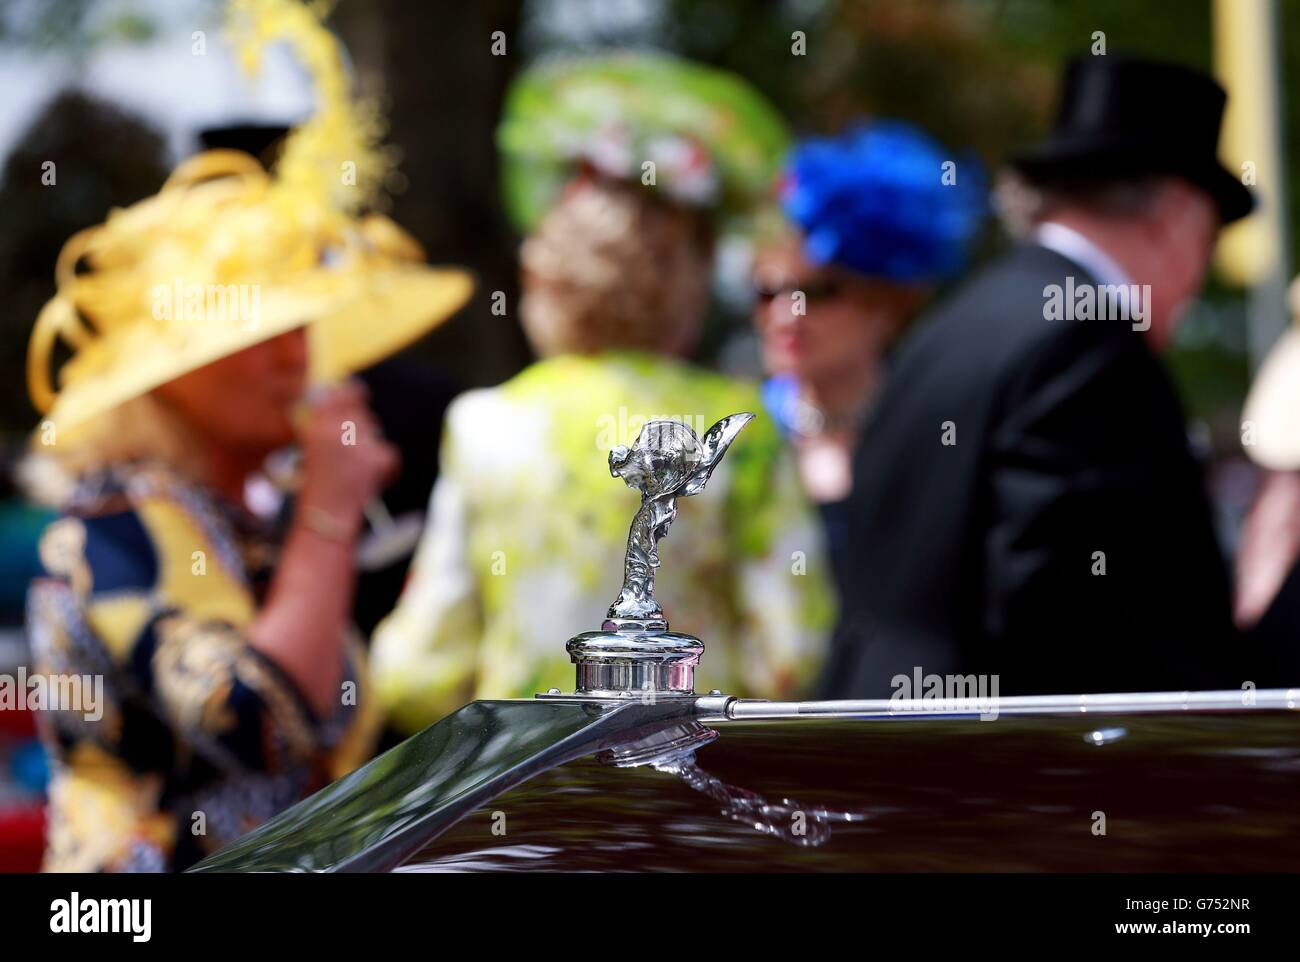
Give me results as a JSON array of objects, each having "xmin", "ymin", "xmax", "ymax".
[{"xmin": 752, "ymin": 122, "xmax": 987, "ymax": 587}]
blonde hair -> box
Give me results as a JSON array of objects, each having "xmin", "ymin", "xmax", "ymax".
[
  {"xmin": 22, "ymin": 394, "xmax": 210, "ymax": 507},
  {"xmin": 519, "ymin": 177, "xmax": 713, "ymax": 356}
]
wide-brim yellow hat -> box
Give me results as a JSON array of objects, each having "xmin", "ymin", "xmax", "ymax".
[
  {"xmin": 28, "ymin": 150, "xmax": 473, "ymax": 435},
  {"xmin": 30, "ymin": 0, "xmax": 476, "ymax": 437},
  {"xmin": 1242, "ymin": 278, "xmax": 1300, "ymax": 469},
  {"xmin": 308, "ymin": 230, "xmax": 475, "ymax": 384}
]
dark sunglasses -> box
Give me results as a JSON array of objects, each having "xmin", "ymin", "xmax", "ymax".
[{"xmin": 753, "ymin": 277, "xmax": 844, "ymax": 303}]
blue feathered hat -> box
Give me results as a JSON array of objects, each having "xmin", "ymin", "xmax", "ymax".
[{"xmin": 779, "ymin": 121, "xmax": 988, "ymax": 283}]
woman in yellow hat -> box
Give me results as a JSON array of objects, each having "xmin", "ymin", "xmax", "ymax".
[{"xmin": 22, "ymin": 0, "xmax": 471, "ymax": 871}]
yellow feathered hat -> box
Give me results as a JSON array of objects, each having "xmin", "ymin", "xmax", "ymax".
[{"xmin": 27, "ymin": 0, "xmax": 473, "ymax": 435}]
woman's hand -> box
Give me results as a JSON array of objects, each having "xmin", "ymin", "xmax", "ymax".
[
  {"xmin": 251, "ymin": 382, "xmax": 398, "ymax": 719},
  {"xmin": 297, "ymin": 382, "xmax": 400, "ymax": 538}
]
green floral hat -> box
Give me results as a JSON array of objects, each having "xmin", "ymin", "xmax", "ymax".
[{"xmin": 497, "ymin": 52, "xmax": 791, "ymax": 233}]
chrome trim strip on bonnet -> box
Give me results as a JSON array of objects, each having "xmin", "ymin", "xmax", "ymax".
[{"xmin": 720, "ymin": 688, "xmax": 1300, "ymax": 721}]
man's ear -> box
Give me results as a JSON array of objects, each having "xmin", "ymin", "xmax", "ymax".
[
  {"xmin": 1152, "ymin": 177, "xmax": 1214, "ymax": 235},
  {"xmin": 1143, "ymin": 177, "xmax": 1184, "ymax": 236},
  {"xmin": 1137, "ymin": 181, "xmax": 1191, "ymax": 270}
]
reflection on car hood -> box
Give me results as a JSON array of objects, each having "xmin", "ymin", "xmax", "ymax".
[
  {"xmin": 399, "ymin": 711, "xmax": 1300, "ymax": 872},
  {"xmin": 192, "ymin": 696, "xmax": 1300, "ymax": 872},
  {"xmin": 189, "ymin": 698, "xmax": 699, "ymax": 872}
]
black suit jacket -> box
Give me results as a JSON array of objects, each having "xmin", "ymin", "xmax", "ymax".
[{"xmin": 820, "ymin": 245, "xmax": 1241, "ymax": 698}]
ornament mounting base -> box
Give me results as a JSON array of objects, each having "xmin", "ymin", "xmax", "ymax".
[{"xmin": 565, "ymin": 628, "xmax": 704, "ymax": 696}]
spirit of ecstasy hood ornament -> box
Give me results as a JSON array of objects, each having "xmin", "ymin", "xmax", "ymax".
[
  {"xmin": 606, "ymin": 413, "xmax": 754, "ymax": 629},
  {"xmin": 564, "ymin": 413, "xmax": 754, "ymax": 697}
]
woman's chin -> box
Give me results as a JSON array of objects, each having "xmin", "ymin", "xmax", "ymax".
[
  {"xmin": 762, "ymin": 349, "xmax": 800, "ymax": 376},
  {"xmin": 231, "ymin": 423, "xmax": 296, "ymax": 455}
]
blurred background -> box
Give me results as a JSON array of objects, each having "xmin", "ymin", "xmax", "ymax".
[{"xmin": 0, "ymin": 0, "xmax": 1295, "ymax": 868}]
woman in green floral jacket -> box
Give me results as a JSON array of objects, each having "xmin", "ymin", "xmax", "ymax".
[{"xmin": 371, "ymin": 55, "xmax": 836, "ymax": 733}]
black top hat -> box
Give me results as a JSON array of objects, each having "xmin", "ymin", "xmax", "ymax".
[{"xmin": 1010, "ymin": 56, "xmax": 1254, "ymax": 224}]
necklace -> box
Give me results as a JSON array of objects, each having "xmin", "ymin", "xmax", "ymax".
[{"xmin": 788, "ymin": 389, "xmax": 875, "ymax": 440}]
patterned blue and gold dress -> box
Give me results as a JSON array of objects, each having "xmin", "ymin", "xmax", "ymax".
[{"xmin": 25, "ymin": 461, "xmax": 379, "ymax": 872}]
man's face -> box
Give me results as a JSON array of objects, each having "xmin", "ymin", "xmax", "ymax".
[{"xmin": 1144, "ymin": 180, "xmax": 1220, "ymax": 349}]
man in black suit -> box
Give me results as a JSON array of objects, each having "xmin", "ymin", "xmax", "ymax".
[{"xmin": 820, "ymin": 57, "xmax": 1255, "ymax": 698}]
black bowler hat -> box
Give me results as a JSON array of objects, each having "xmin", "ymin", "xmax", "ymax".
[{"xmin": 1010, "ymin": 56, "xmax": 1254, "ymax": 224}]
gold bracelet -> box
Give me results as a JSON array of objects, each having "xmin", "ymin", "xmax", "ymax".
[{"xmin": 297, "ymin": 504, "xmax": 355, "ymax": 545}]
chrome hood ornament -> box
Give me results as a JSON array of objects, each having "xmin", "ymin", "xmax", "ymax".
[{"xmin": 565, "ymin": 413, "xmax": 754, "ymax": 697}]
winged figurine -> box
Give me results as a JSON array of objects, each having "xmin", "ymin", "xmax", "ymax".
[{"xmin": 604, "ymin": 413, "xmax": 754, "ymax": 629}]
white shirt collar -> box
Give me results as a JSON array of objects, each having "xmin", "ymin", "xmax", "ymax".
[{"xmin": 1033, "ymin": 221, "xmax": 1133, "ymax": 290}]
